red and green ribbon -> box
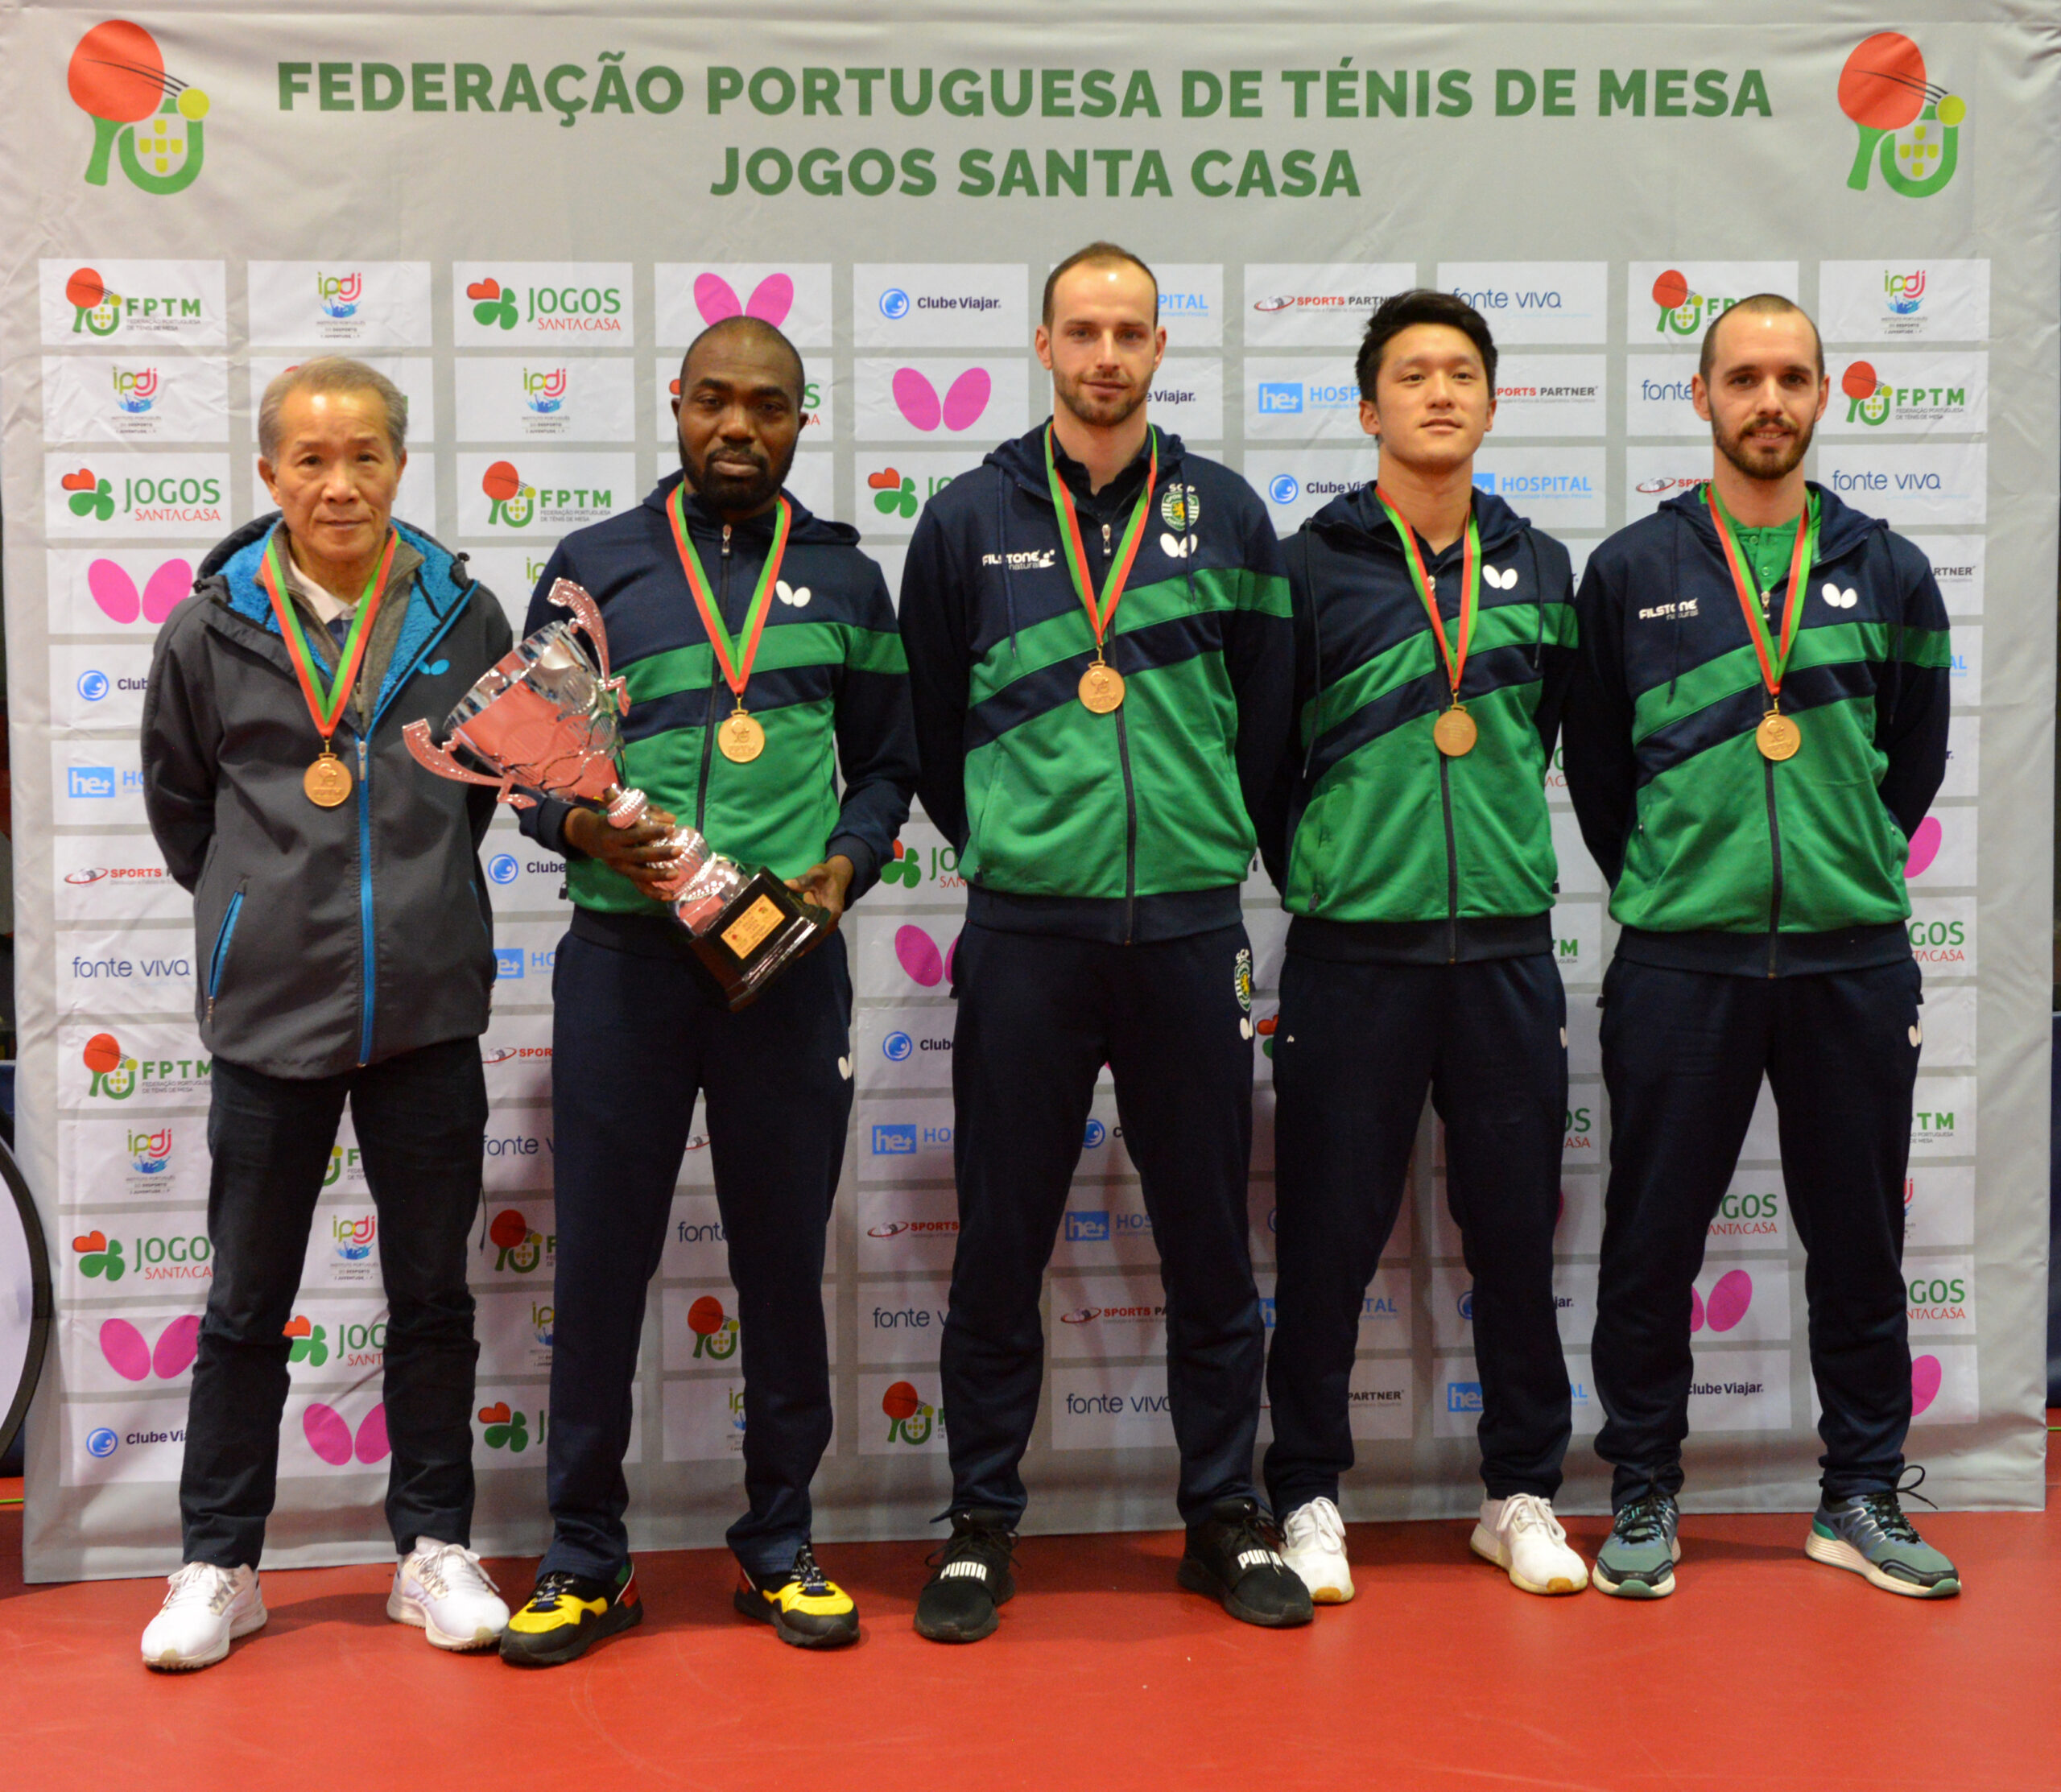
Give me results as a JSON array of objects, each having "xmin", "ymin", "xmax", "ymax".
[
  {"xmin": 1707, "ymin": 484, "xmax": 1819, "ymax": 702},
  {"xmin": 257, "ymin": 527, "xmax": 399, "ymax": 742},
  {"xmin": 1375, "ymin": 487, "xmax": 1481, "ymax": 703},
  {"xmin": 1043, "ymin": 424, "xmax": 1159, "ymax": 656},
  {"xmin": 667, "ymin": 487, "xmax": 791, "ymax": 700}
]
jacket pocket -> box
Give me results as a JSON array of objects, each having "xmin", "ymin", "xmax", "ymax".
[{"xmin": 205, "ymin": 882, "xmax": 247, "ymax": 1023}]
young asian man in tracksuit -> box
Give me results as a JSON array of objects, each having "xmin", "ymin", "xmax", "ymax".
[
  {"xmin": 1563, "ymin": 295, "xmax": 1958, "ymax": 1600},
  {"xmin": 898, "ymin": 244, "xmax": 1306, "ymax": 1641},
  {"xmin": 1256, "ymin": 290, "xmax": 1592, "ymax": 1607}
]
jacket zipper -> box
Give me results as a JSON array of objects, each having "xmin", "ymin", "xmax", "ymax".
[
  {"xmin": 356, "ymin": 734, "xmax": 375, "ymax": 1063},
  {"xmin": 695, "ymin": 522, "xmax": 730, "ymax": 836},
  {"xmin": 1763, "ymin": 757, "xmax": 1785, "ymax": 977},
  {"xmin": 1437, "ymin": 750, "xmax": 1460, "ymax": 961},
  {"xmin": 1099, "ymin": 516, "xmax": 1139, "ymax": 943},
  {"xmin": 204, "ymin": 886, "xmax": 246, "ymax": 1023}
]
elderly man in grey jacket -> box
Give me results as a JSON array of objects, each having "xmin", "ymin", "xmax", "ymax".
[{"xmin": 138, "ymin": 357, "xmax": 514, "ymax": 1670}]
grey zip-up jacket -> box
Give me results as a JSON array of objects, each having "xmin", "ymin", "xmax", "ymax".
[{"xmin": 141, "ymin": 512, "xmax": 514, "ymax": 1076}]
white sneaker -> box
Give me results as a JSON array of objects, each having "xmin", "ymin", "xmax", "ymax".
[
  {"xmin": 1470, "ymin": 1494, "xmax": 1589, "ymax": 1595},
  {"xmin": 388, "ymin": 1539, "xmax": 510, "ymax": 1650},
  {"xmin": 141, "ymin": 1562, "xmax": 266, "ymax": 1670},
  {"xmin": 1279, "ymin": 1497, "xmax": 1355, "ymax": 1604}
]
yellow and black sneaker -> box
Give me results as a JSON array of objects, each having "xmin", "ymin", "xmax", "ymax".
[
  {"xmin": 733, "ymin": 1543, "xmax": 859, "ymax": 1650},
  {"xmin": 498, "ymin": 1563, "xmax": 642, "ymax": 1666}
]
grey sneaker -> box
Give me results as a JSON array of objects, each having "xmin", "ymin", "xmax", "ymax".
[
  {"xmin": 1592, "ymin": 1493, "xmax": 1681, "ymax": 1599},
  {"xmin": 1805, "ymin": 1488, "xmax": 1960, "ymax": 1598}
]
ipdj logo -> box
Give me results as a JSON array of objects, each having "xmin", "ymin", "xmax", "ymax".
[
  {"xmin": 62, "ymin": 465, "xmax": 116, "ymax": 521},
  {"xmin": 316, "ymin": 270, "xmax": 361, "ymax": 318},
  {"xmin": 891, "ymin": 367, "xmax": 990, "ymax": 433},
  {"xmin": 86, "ymin": 1427, "xmax": 120, "ymax": 1458},
  {"xmin": 1839, "ymin": 33, "xmax": 1965, "ymax": 198},
  {"xmin": 68, "ymin": 20, "xmax": 210, "ymax": 195},
  {"xmin": 523, "ymin": 367, "xmax": 568, "ymax": 415},
  {"xmin": 687, "ymin": 1294, "xmax": 740, "ymax": 1360},
  {"xmin": 1269, "ymin": 474, "xmax": 1299, "ymax": 505},
  {"xmin": 1887, "ymin": 270, "xmax": 1927, "ymax": 316},
  {"xmin": 879, "ymin": 288, "xmax": 911, "ymax": 320},
  {"xmin": 86, "ymin": 556, "xmax": 190, "ymax": 624},
  {"xmin": 76, "ymin": 670, "xmax": 110, "ymax": 702},
  {"xmin": 111, "ymin": 365, "xmax": 158, "ymax": 412},
  {"xmin": 695, "ymin": 271, "xmax": 794, "ymax": 327},
  {"xmin": 882, "ymin": 1380, "xmax": 936, "ymax": 1444},
  {"xmin": 883, "ymin": 1031, "xmax": 914, "ymax": 1062},
  {"xmin": 481, "ymin": 461, "xmax": 536, "ymax": 526},
  {"xmin": 488, "ymin": 854, "xmax": 519, "ymax": 884},
  {"xmin": 332, "ymin": 1213, "xmax": 376, "ymax": 1262},
  {"xmin": 130, "ymin": 1125, "xmax": 171, "ymax": 1173}
]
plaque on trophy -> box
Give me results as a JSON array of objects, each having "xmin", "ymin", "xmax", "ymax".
[{"xmin": 403, "ymin": 579, "xmax": 828, "ymax": 1010}]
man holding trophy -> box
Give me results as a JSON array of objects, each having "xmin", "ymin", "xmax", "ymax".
[{"xmin": 488, "ymin": 316, "xmax": 915, "ymax": 1662}]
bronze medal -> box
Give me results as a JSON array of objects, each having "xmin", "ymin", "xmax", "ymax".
[
  {"xmin": 1755, "ymin": 709, "xmax": 1802, "ymax": 762},
  {"xmin": 1078, "ymin": 661, "xmax": 1126, "ymax": 714},
  {"xmin": 304, "ymin": 750, "xmax": 353, "ymax": 807},
  {"xmin": 718, "ymin": 709, "xmax": 766, "ymax": 764},
  {"xmin": 1432, "ymin": 705, "xmax": 1478, "ymax": 757}
]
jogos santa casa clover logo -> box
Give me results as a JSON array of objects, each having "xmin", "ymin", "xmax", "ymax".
[{"xmin": 68, "ymin": 19, "xmax": 211, "ymax": 195}]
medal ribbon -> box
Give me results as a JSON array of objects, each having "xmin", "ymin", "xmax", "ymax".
[
  {"xmin": 1375, "ymin": 488, "xmax": 1480, "ymax": 704},
  {"xmin": 1043, "ymin": 424, "xmax": 1159, "ymax": 654},
  {"xmin": 1708, "ymin": 484, "xmax": 1819, "ymax": 704},
  {"xmin": 257, "ymin": 528, "xmax": 399, "ymax": 741},
  {"xmin": 668, "ymin": 487, "xmax": 791, "ymax": 701}
]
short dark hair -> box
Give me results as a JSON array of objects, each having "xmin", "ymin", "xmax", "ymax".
[
  {"xmin": 1355, "ymin": 289, "xmax": 1497, "ymax": 403},
  {"xmin": 680, "ymin": 316, "xmax": 805, "ymax": 406},
  {"xmin": 1043, "ymin": 242, "xmax": 1158, "ymax": 327},
  {"xmin": 1700, "ymin": 294, "xmax": 1824, "ymax": 382}
]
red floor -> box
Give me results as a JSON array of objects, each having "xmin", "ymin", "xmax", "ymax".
[{"xmin": 5, "ymin": 1437, "xmax": 2059, "ymax": 1792}]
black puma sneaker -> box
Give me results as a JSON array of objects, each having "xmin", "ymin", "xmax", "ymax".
[
  {"xmin": 913, "ymin": 1508, "xmax": 1018, "ymax": 1643},
  {"xmin": 1178, "ymin": 1497, "xmax": 1314, "ymax": 1628}
]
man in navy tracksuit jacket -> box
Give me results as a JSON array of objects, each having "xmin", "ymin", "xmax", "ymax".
[{"xmin": 898, "ymin": 246, "xmax": 1303, "ymax": 1641}]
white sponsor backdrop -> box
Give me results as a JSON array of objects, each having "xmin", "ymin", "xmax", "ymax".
[{"xmin": 0, "ymin": 5, "xmax": 2050, "ymax": 1579}]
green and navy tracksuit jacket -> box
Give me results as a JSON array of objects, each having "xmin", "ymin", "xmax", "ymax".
[
  {"xmin": 1255, "ymin": 486, "xmax": 1577, "ymax": 962},
  {"xmin": 520, "ymin": 477, "xmax": 916, "ymax": 956},
  {"xmin": 898, "ymin": 423, "xmax": 1292, "ymax": 942},
  {"xmin": 1563, "ymin": 482, "xmax": 1949, "ymax": 977}
]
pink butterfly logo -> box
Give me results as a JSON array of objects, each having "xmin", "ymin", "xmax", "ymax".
[
  {"xmin": 1689, "ymin": 1269, "xmax": 1753, "ymax": 1334},
  {"xmin": 1904, "ymin": 815, "xmax": 1943, "ymax": 879},
  {"xmin": 893, "ymin": 367, "xmax": 991, "ymax": 433},
  {"xmin": 303, "ymin": 1400, "xmax": 390, "ymax": 1467},
  {"xmin": 694, "ymin": 271, "xmax": 794, "ymax": 328},
  {"xmin": 894, "ymin": 924, "xmax": 959, "ymax": 989},
  {"xmin": 1911, "ymin": 1353, "xmax": 1943, "ymax": 1416},
  {"xmin": 99, "ymin": 1314, "xmax": 200, "ymax": 1381},
  {"xmin": 88, "ymin": 556, "xmax": 190, "ymax": 626}
]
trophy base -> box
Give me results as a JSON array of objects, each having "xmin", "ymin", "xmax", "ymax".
[{"xmin": 687, "ymin": 869, "xmax": 831, "ymax": 1011}]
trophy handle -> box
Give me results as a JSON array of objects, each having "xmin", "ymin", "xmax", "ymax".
[
  {"xmin": 547, "ymin": 578, "xmax": 630, "ymax": 716},
  {"xmin": 401, "ymin": 720, "xmax": 537, "ymax": 809}
]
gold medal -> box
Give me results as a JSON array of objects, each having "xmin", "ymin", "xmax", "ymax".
[
  {"xmin": 304, "ymin": 749, "xmax": 352, "ymax": 807},
  {"xmin": 1755, "ymin": 708, "xmax": 1801, "ymax": 762},
  {"xmin": 1079, "ymin": 660, "xmax": 1126, "ymax": 714},
  {"xmin": 718, "ymin": 708, "xmax": 766, "ymax": 763},
  {"xmin": 1432, "ymin": 705, "xmax": 1477, "ymax": 757}
]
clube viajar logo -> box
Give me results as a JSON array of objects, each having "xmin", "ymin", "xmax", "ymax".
[
  {"xmin": 68, "ymin": 19, "xmax": 210, "ymax": 195},
  {"xmin": 1838, "ymin": 31, "xmax": 1964, "ymax": 197}
]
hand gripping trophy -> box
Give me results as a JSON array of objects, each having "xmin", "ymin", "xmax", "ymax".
[{"xmin": 404, "ymin": 579, "xmax": 828, "ymax": 1009}]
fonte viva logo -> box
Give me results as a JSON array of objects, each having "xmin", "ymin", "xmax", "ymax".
[
  {"xmin": 112, "ymin": 365, "xmax": 158, "ymax": 412},
  {"xmin": 892, "ymin": 367, "xmax": 989, "ymax": 433},
  {"xmin": 882, "ymin": 1380, "xmax": 936, "ymax": 1444},
  {"xmin": 1839, "ymin": 32, "xmax": 1964, "ymax": 198},
  {"xmin": 524, "ymin": 368, "xmax": 568, "ymax": 413},
  {"xmin": 488, "ymin": 1207, "xmax": 552, "ymax": 1274},
  {"xmin": 68, "ymin": 20, "xmax": 209, "ymax": 195},
  {"xmin": 481, "ymin": 460, "xmax": 535, "ymax": 525},
  {"xmin": 316, "ymin": 270, "xmax": 361, "ymax": 317},
  {"xmin": 687, "ymin": 1294, "xmax": 740, "ymax": 1360}
]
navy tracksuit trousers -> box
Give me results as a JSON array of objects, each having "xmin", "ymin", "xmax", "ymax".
[
  {"xmin": 543, "ymin": 929, "xmax": 852, "ymax": 1581},
  {"xmin": 940, "ymin": 921, "xmax": 1265, "ymax": 1526},
  {"xmin": 1264, "ymin": 952, "xmax": 1572, "ymax": 1513},
  {"xmin": 1593, "ymin": 955, "xmax": 1923, "ymax": 1507}
]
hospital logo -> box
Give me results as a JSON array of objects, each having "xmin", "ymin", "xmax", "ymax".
[
  {"xmin": 1838, "ymin": 33, "xmax": 1964, "ymax": 198},
  {"xmin": 68, "ymin": 20, "xmax": 210, "ymax": 195}
]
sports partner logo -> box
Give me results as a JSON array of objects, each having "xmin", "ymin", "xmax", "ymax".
[
  {"xmin": 1839, "ymin": 33, "xmax": 1964, "ymax": 198},
  {"xmin": 68, "ymin": 20, "xmax": 210, "ymax": 195}
]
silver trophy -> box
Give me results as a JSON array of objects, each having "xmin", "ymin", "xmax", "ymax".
[{"xmin": 404, "ymin": 579, "xmax": 828, "ymax": 1008}]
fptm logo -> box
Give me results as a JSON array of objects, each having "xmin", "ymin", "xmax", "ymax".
[
  {"xmin": 1649, "ymin": 270, "xmax": 1746, "ymax": 338},
  {"xmin": 882, "ymin": 1380, "xmax": 937, "ymax": 1444},
  {"xmin": 687, "ymin": 1294, "xmax": 740, "ymax": 1360},
  {"xmin": 68, "ymin": 20, "xmax": 210, "ymax": 195},
  {"xmin": 82, "ymin": 1031, "xmax": 137, "ymax": 1098},
  {"xmin": 488, "ymin": 1207, "xmax": 552, "ymax": 1274},
  {"xmin": 1839, "ymin": 33, "xmax": 1965, "ymax": 198},
  {"xmin": 481, "ymin": 460, "xmax": 535, "ymax": 526}
]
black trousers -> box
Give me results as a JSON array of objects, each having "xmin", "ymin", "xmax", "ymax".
[
  {"xmin": 1263, "ymin": 951, "xmax": 1572, "ymax": 1511},
  {"xmin": 543, "ymin": 930, "xmax": 851, "ymax": 1581},
  {"xmin": 940, "ymin": 922, "xmax": 1264, "ymax": 1526},
  {"xmin": 180, "ymin": 1037, "xmax": 487, "ymax": 1567},
  {"xmin": 1593, "ymin": 955, "xmax": 1923, "ymax": 1506}
]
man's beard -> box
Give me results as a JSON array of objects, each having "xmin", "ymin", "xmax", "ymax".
[
  {"xmin": 1054, "ymin": 364, "xmax": 1149, "ymax": 431},
  {"xmin": 679, "ymin": 436, "xmax": 793, "ymax": 513},
  {"xmin": 1714, "ymin": 409, "xmax": 1814, "ymax": 482}
]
